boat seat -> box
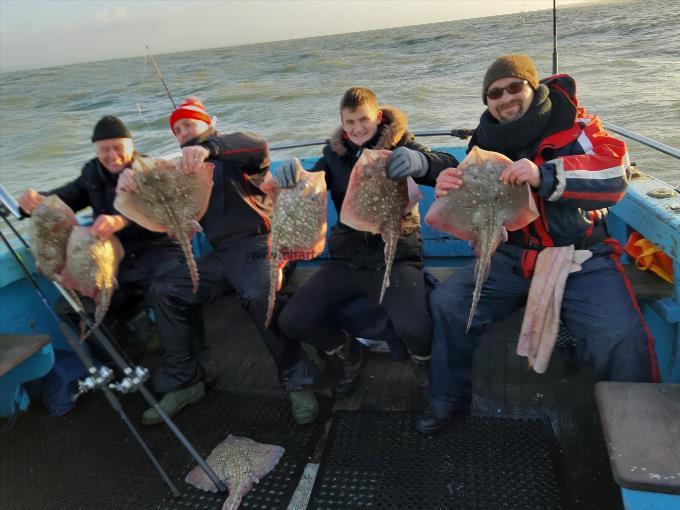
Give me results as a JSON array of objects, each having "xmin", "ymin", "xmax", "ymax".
[
  {"xmin": 0, "ymin": 334, "xmax": 54, "ymax": 418},
  {"xmin": 595, "ymin": 382, "xmax": 680, "ymax": 500},
  {"xmin": 401, "ymin": 264, "xmax": 671, "ymax": 301},
  {"xmin": 623, "ymin": 264, "xmax": 674, "ymax": 301},
  {"xmin": 0, "ymin": 334, "xmax": 51, "ymax": 377}
]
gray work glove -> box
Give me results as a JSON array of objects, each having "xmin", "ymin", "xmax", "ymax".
[
  {"xmin": 275, "ymin": 159, "xmax": 301, "ymax": 188},
  {"xmin": 386, "ymin": 146, "xmax": 429, "ymax": 180}
]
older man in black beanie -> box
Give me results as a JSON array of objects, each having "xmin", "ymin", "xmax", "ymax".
[
  {"xmin": 18, "ymin": 116, "xmax": 189, "ymax": 363},
  {"xmin": 416, "ymin": 54, "xmax": 658, "ymax": 435},
  {"xmin": 20, "ymin": 115, "xmax": 139, "ymax": 237}
]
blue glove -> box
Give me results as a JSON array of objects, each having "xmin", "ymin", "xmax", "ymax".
[
  {"xmin": 386, "ymin": 147, "xmax": 429, "ymax": 180},
  {"xmin": 275, "ymin": 159, "xmax": 301, "ymax": 188}
]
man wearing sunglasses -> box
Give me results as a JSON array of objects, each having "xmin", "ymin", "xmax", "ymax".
[{"xmin": 416, "ymin": 54, "xmax": 658, "ymax": 434}]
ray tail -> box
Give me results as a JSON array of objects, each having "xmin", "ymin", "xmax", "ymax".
[
  {"xmin": 178, "ymin": 231, "xmax": 200, "ymax": 294},
  {"xmin": 222, "ymin": 480, "xmax": 249, "ymax": 510},
  {"xmin": 379, "ymin": 218, "xmax": 399, "ymax": 304},
  {"xmin": 466, "ymin": 228, "xmax": 501, "ymax": 331},
  {"xmin": 265, "ymin": 255, "xmax": 280, "ymax": 328},
  {"xmin": 82, "ymin": 287, "xmax": 113, "ymax": 340}
]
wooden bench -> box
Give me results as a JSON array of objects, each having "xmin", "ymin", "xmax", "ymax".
[
  {"xmin": 595, "ymin": 382, "xmax": 680, "ymax": 508},
  {"xmin": 0, "ymin": 334, "xmax": 51, "ymax": 377},
  {"xmin": 0, "ymin": 334, "xmax": 54, "ymax": 417}
]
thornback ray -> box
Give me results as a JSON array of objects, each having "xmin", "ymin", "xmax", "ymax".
[
  {"xmin": 185, "ymin": 434, "xmax": 285, "ymax": 510},
  {"xmin": 59, "ymin": 226, "xmax": 125, "ymax": 337},
  {"xmin": 28, "ymin": 195, "xmax": 78, "ymax": 281},
  {"xmin": 261, "ymin": 159, "xmax": 327, "ymax": 327},
  {"xmin": 425, "ymin": 146, "xmax": 539, "ymax": 330},
  {"xmin": 340, "ymin": 149, "xmax": 421, "ymax": 304},
  {"xmin": 114, "ymin": 156, "xmax": 214, "ymax": 293}
]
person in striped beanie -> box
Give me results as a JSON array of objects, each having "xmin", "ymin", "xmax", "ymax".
[
  {"xmin": 168, "ymin": 96, "xmax": 215, "ymax": 144},
  {"xmin": 118, "ymin": 96, "xmax": 318, "ymax": 426}
]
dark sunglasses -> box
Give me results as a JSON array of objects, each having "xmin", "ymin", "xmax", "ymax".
[{"xmin": 486, "ymin": 80, "xmax": 528, "ymax": 100}]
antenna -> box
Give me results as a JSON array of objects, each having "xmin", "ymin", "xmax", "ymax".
[
  {"xmin": 552, "ymin": 0, "xmax": 559, "ymax": 74},
  {"xmin": 146, "ymin": 46, "xmax": 177, "ymax": 109}
]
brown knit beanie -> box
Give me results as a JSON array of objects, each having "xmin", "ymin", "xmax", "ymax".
[{"xmin": 482, "ymin": 54, "xmax": 539, "ymax": 104}]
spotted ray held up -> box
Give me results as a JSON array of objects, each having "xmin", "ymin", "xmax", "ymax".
[
  {"xmin": 28, "ymin": 195, "xmax": 78, "ymax": 281},
  {"xmin": 262, "ymin": 159, "xmax": 327, "ymax": 327},
  {"xmin": 60, "ymin": 226, "xmax": 125, "ymax": 334},
  {"xmin": 114, "ymin": 156, "xmax": 214, "ymax": 293},
  {"xmin": 185, "ymin": 434, "xmax": 285, "ymax": 510},
  {"xmin": 425, "ymin": 146, "xmax": 539, "ymax": 330},
  {"xmin": 340, "ymin": 149, "xmax": 419, "ymax": 304}
]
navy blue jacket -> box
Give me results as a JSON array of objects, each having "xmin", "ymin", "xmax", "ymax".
[{"xmin": 470, "ymin": 75, "xmax": 630, "ymax": 250}]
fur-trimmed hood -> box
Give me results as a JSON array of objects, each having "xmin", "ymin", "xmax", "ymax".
[{"xmin": 329, "ymin": 105, "xmax": 411, "ymax": 156}]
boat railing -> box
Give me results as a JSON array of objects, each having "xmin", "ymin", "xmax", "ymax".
[
  {"xmin": 603, "ymin": 123, "xmax": 680, "ymax": 161},
  {"xmin": 268, "ymin": 129, "xmax": 476, "ymax": 151},
  {"xmin": 269, "ymin": 124, "xmax": 680, "ymax": 166}
]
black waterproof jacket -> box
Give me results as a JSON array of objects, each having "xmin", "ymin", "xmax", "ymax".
[
  {"xmin": 188, "ymin": 129, "xmax": 273, "ymax": 247},
  {"xmin": 47, "ymin": 156, "xmax": 175, "ymax": 254},
  {"xmin": 312, "ymin": 106, "xmax": 459, "ymax": 268}
]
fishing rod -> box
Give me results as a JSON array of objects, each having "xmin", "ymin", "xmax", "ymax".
[
  {"xmin": 546, "ymin": 5, "xmax": 679, "ymax": 162},
  {"xmin": 0, "ymin": 223, "xmax": 180, "ymax": 496},
  {"xmin": 552, "ymin": 0, "xmax": 559, "ymax": 74},
  {"xmin": 146, "ymin": 45, "xmax": 177, "ymax": 110},
  {"xmin": 0, "ymin": 186, "xmax": 227, "ymax": 494}
]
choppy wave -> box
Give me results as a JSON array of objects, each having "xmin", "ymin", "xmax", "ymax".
[{"xmin": 1, "ymin": 0, "xmax": 679, "ymax": 193}]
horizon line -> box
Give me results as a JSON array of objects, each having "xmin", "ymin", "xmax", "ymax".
[{"xmin": 0, "ymin": 3, "xmax": 585, "ymax": 75}]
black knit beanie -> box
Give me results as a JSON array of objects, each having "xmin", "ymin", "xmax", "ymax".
[
  {"xmin": 482, "ymin": 54, "xmax": 539, "ymax": 104},
  {"xmin": 91, "ymin": 115, "xmax": 132, "ymax": 142}
]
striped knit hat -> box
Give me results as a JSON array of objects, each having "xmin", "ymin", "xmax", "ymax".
[{"xmin": 169, "ymin": 96, "xmax": 212, "ymax": 130}]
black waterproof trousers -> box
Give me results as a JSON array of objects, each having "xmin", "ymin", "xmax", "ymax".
[
  {"xmin": 58, "ymin": 242, "xmax": 185, "ymax": 360},
  {"xmin": 148, "ymin": 234, "xmax": 313, "ymax": 393},
  {"xmin": 278, "ymin": 260, "xmax": 432, "ymax": 357},
  {"xmin": 117, "ymin": 243, "xmax": 185, "ymax": 297}
]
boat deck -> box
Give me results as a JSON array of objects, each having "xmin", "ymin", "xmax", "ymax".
[
  {"xmin": 199, "ymin": 266, "xmax": 624, "ymax": 509},
  {"xmin": 3, "ymin": 265, "xmax": 651, "ymax": 509}
]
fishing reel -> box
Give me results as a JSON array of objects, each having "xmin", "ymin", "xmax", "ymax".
[
  {"xmin": 74, "ymin": 365, "xmax": 115, "ymax": 400},
  {"xmin": 109, "ymin": 366, "xmax": 150, "ymax": 394}
]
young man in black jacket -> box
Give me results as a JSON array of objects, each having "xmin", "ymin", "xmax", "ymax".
[
  {"xmin": 19, "ymin": 115, "xmax": 184, "ymax": 355},
  {"xmin": 117, "ymin": 97, "xmax": 316, "ymax": 425},
  {"xmin": 276, "ymin": 87, "xmax": 459, "ymax": 398}
]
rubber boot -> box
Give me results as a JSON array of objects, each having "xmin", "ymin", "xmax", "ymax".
[
  {"xmin": 141, "ymin": 381, "xmax": 206, "ymax": 426},
  {"xmin": 325, "ymin": 334, "xmax": 365, "ymax": 399},
  {"xmin": 289, "ymin": 386, "xmax": 319, "ymax": 425}
]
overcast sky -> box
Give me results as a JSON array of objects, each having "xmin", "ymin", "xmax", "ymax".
[{"xmin": 0, "ymin": 0, "xmax": 597, "ymax": 72}]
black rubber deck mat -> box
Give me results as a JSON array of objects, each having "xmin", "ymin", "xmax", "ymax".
[
  {"xmin": 308, "ymin": 411, "xmax": 563, "ymax": 510},
  {"xmin": 1, "ymin": 389, "xmax": 330, "ymax": 509}
]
